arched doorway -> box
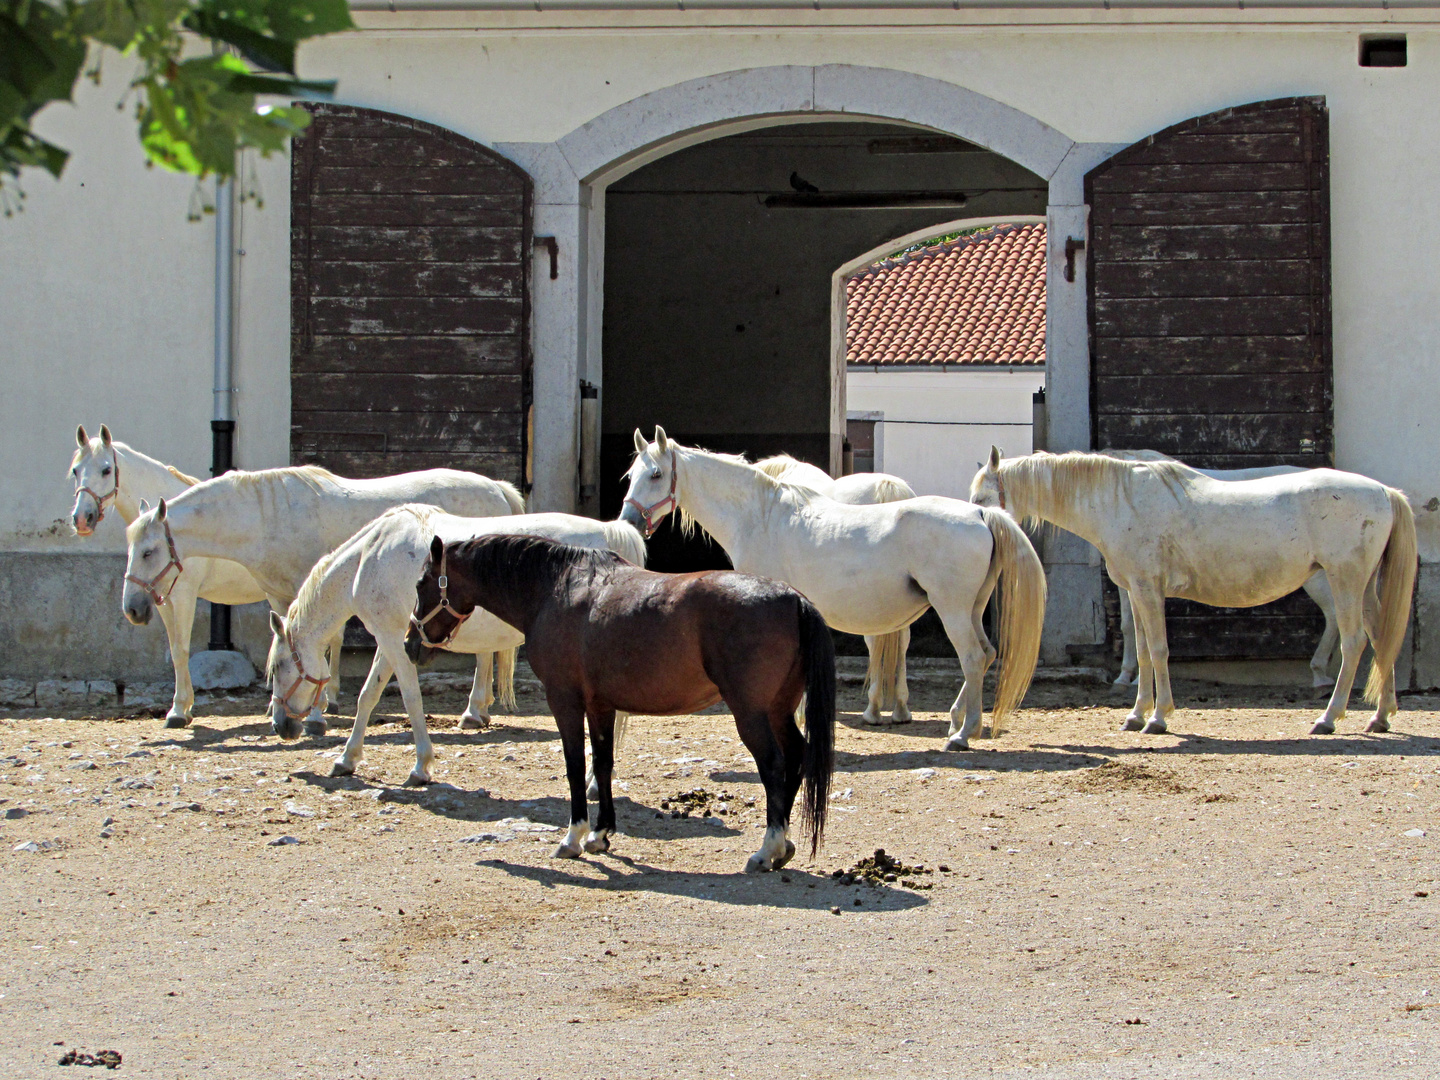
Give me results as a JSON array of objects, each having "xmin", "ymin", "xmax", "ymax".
[{"xmin": 597, "ymin": 120, "xmax": 1049, "ymax": 570}]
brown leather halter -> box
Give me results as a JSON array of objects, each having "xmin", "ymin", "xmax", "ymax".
[
  {"xmin": 409, "ymin": 544, "xmax": 473, "ymax": 649},
  {"xmin": 124, "ymin": 516, "xmax": 184, "ymax": 607},
  {"xmin": 76, "ymin": 453, "xmax": 120, "ymax": 527},
  {"xmin": 623, "ymin": 450, "xmax": 678, "ymax": 538},
  {"xmin": 276, "ymin": 630, "xmax": 330, "ymax": 721}
]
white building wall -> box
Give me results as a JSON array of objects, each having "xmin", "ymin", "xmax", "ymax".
[{"xmin": 848, "ymin": 368, "xmax": 1044, "ymax": 501}]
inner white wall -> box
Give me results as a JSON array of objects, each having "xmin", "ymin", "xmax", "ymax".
[{"xmin": 848, "ymin": 367, "xmax": 1045, "ymax": 500}]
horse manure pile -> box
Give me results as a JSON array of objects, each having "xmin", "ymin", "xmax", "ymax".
[
  {"xmin": 1073, "ymin": 760, "xmax": 1191, "ymax": 796},
  {"xmin": 832, "ymin": 849, "xmax": 937, "ymax": 890},
  {"xmin": 658, "ymin": 788, "xmax": 741, "ymax": 819},
  {"xmin": 57, "ymin": 1048, "xmax": 122, "ymax": 1069}
]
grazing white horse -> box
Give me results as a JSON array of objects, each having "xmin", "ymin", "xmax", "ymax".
[
  {"xmin": 122, "ymin": 466, "xmax": 524, "ymax": 735},
  {"xmin": 267, "ymin": 505, "xmax": 646, "ymax": 785},
  {"xmin": 69, "ymin": 426, "xmax": 268, "ymax": 725},
  {"xmin": 753, "ymin": 454, "xmax": 918, "ymax": 725},
  {"xmin": 1103, "ymin": 451, "xmax": 1340, "ymax": 690},
  {"xmin": 970, "ymin": 449, "xmax": 1416, "ymax": 736},
  {"xmin": 620, "ymin": 428, "xmax": 1046, "ymax": 751}
]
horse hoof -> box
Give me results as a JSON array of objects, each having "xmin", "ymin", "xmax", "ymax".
[
  {"xmin": 1141, "ymin": 718, "xmax": 1168, "ymax": 735},
  {"xmin": 553, "ymin": 843, "xmax": 583, "ymax": 860},
  {"xmin": 773, "ymin": 840, "xmax": 797, "ymax": 870},
  {"xmin": 944, "ymin": 734, "xmax": 970, "ymax": 752},
  {"xmin": 888, "ymin": 711, "xmax": 913, "ymax": 726},
  {"xmin": 301, "ymin": 719, "xmax": 327, "ymax": 738},
  {"xmin": 459, "ymin": 714, "xmax": 490, "ymax": 731},
  {"xmin": 325, "ymin": 701, "xmax": 342, "ymax": 716},
  {"xmin": 163, "ymin": 713, "xmax": 192, "ymax": 729},
  {"xmin": 329, "ymin": 760, "xmax": 356, "ymax": 778},
  {"xmin": 586, "ymin": 780, "xmax": 600, "ymax": 800},
  {"xmin": 1366, "ymin": 717, "xmax": 1391, "ymax": 734},
  {"xmin": 744, "ymin": 853, "xmax": 771, "ymax": 873},
  {"xmin": 859, "ymin": 711, "xmax": 890, "ymax": 727},
  {"xmin": 583, "ymin": 832, "xmax": 611, "ymax": 854},
  {"xmin": 1309, "ymin": 720, "xmax": 1336, "ymax": 736},
  {"xmin": 403, "ymin": 771, "xmax": 430, "ymax": 787},
  {"xmin": 1121, "ymin": 716, "xmax": 1145, "ymax": 732},
  {"xmin": 1113, "ymin": 673, "xmax": 1135, "ymax": 688}
]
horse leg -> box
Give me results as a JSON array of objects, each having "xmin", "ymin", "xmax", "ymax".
[
  {"xmin": 891, "ymin": 625, "xmax": 912, "ymax": 724},
  {"xmin": 1115, "ymin": 589, "xmax": 1138, "ymax": 688},
  {"xmin": 1311, "ymin": 576, "xmax": 1368, "ymax": 735},
  {"xmin": 587, "ymin": 711, "xmax": 629, "ymax": 800},
  {"xmin": 333, "ymin": 650, "xmax": 393, "ymax": 777},
  {"xmin": 935, "ymin": 604, "xmax": 990, "ymax": 752},
  {"xmin": 323, "ymin": 631, "xmax": 345, "ymax": 715},
  {"xmin": 460, "ymin": 652, "xmax": 494, "ymax": 731},
  {"xmin": 550, "ymin": 695, "xmax": 591, "ymax": 859},
  {"xmin": 379, "ymin": 644, "xmax": 435, "ymax": 785},
  {"xmin": 1122, "ymin": 588, "xmax": 1159, "ymax": 732},
  {"xmin": 860, "ymin": 635, "xmax": 884, "ymax": 725},
  {"xmin": 583, "ymin": 710, "xmax": 618, "ymax": 854},
  {"xmin": 160, "ymin": 586, "xmax": 197, "ymax": 728},
  {"xmin": 1306, "ymin": 573, "xmax": 1339, "ymax": 689},
  {"xmin": 299, "ymin": 632, "xmax": 338, "ymax": 738},
  {"xmin": 735, "ymin": 706, "xmax": 801, "ymax": 872},
  {"xmin": 1361, "ymin": 574, "xmax": 1398, "ymax": 733}
]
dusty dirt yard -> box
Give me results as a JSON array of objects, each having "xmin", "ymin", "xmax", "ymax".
[{"xmin": 1, "ymin": 672, "xmax": 1438, "ymax": 1079}]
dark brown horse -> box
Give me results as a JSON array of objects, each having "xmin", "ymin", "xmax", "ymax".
[{"xmin": 403, "ymin": 534, "xmax": 836, "ymax": 872}]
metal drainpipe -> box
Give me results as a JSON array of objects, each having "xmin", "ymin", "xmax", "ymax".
[{"xmin": 209, "ymin": 177, "xmax": 237, "ymax": 652}]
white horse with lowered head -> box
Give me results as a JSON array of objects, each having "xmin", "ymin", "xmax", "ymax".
[
  {"xmin": 70, "ymin": 426, "xmax": 268, "ymax": 725},
  {"xmin": 753, "ymin": 454, "xmax": 917, "ymax": 725},
  {"xmin": 268, "ymin": 505, "xmax": 645, "ymax": 786},
  {"xmin": 123, "ymin": 465, "xmax": 524, "ymax": 735},
  {"xmin": 1102, "ymin": 450, "xmax": 1340, "ymax": 690},
  {"xmin": 620, "ymin": 428, "xmax": 1046, "ymax": 751},
  {"xmin": 970, "ymin": 448, "xmax": 1416, "ymax": 736}
]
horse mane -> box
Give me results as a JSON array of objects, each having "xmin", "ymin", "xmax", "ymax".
[
  {"xmin": 998, "ymin": 451, "xmax": 1196, "ymax": 523},
  {"xmin": 752, "ymin": 454, "xmax": 803, "ymax": 480},
  {"xmin": 453, "ymin": 534, "xmax": 624, "ymax": 594},
  {"xmin": 225, "ymin": 464, "xmax": 340, "ymax": 494},
  {"xmin": 286, "ymin": 536, "xmax": 354, "ymax": 634}
]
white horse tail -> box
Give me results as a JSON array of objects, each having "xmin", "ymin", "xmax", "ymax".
[
  {"xmin": 602, "ymin": 518, "xmax": 648, "ymax": 566},
  {"xmin": 1364, "ymin": 489, "xmax": 1418, "ymax": 705},
  {"xmin": 870, "ymin": 475, "xmax": 917, "ymax": 503},
  {"xmin": 614, "ymin": 711, "xmax": 629, "ymax": 756},
  {"xmin": 980, "ymin": 506, "xmax": 1047, "ymax": 731},
  {"xmin": 494, "ymin": 647, "xmax": 518, "ymax": 712},
  {"xmin": 864, "ymin": 630, "xmax": 904, "ymax": 710},
  {"xmin": 497, "ymin": 481, "xmax": 527, "ymax": 515}
]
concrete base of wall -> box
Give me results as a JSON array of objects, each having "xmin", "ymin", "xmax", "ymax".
[{"xmin": 0, "ymin": 552, "xmax": 273, "ymax": 682}]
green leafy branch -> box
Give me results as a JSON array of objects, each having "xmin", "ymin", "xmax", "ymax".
[{"xmin": 1, "ymin": 0, "xmax": 352, "ymax": 193}]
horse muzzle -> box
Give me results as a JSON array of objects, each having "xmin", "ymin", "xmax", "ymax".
[
  {"xmin": 123, "ymin": 593, "xmax": 153, "ymax": 626},
  {"xmin": 270, "ymin": 701, "xmax": 304, "ymax": 741},
  {"xmin": 73, "ymin": 513, "xmax": 95, "ymax": 537},
  {"xmin": 618, "ymin": 503, "xmax": 649, "ymax": 536},
  {"xmin": 403, "ymin": 628, "xmax": 435, "ymax": 667}
]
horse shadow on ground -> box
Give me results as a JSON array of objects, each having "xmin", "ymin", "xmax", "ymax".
[
  {"xmin": 144, "ymin": 716, "xmax": 566, "ymax": 757},
  {"xmin": 479, "ymin": 854, "xmax": 929, "ymax": 912}
]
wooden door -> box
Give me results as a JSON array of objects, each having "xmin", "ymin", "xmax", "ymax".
[
  {"xmin": 290, "ymin": 104, "xmax": 532, "ymax": 486},
  {"xmin": 1086, "ymin": 97, "xmax": 1332, "ymax": 660}
]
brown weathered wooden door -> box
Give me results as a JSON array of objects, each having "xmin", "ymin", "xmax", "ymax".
[
  {"xmin": 290, "ymin": 104, "xmax": 532, "ymax": 487},
  {"xmin": 1086, "ymin": 97, "xmax": 1332, "ymax": 660}
]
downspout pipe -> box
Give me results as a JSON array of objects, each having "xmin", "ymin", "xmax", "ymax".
[{"xmin": 209, "ymin": 177, "xmax": 236, "ymax": 652}]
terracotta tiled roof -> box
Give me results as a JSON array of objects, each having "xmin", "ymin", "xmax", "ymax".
[{"xmin": 845, "ymin": 222, "xmax": 1046, "ymax": 366}]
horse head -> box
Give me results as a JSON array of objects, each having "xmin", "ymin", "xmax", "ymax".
[
  {"xmin": 405, "ymin": 535, "xmax": 472, "ymax": 666},
  {"xmin": 266, "ymin": 610, "xmax": 329, "ymax": 740},
  {"xmin": 70, "ymin": 424, "xmax": 119, "ymax": 536},
  {"xmin": 968, "ymin": 445, "xmax": 1006, "ymax": 509},
  {"xmin": 619, "ymin": 427, "xmax": 678, "ymax": 538},
  {"xmin": 121, "ymin": 498, "xmax": 181, "ymax": 626}
]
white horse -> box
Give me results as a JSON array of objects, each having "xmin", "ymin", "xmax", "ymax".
[
  {"xmin": 267, "ymin": 505, "xmax": 646, "ymax": 785},
  {"xmin": 69, "ymin": 425, "xmax": 269, "ymax": 726},
  {"xmin": 753, "ymin": 454, "xmax": 918, "ymax": 725},
  {"xmin": 970, "ymin": 449, "xmax": 1416, "ymax": 736},
  {"xmin": 620, "ymin": 428, "xmax": 1046, "ymax": 751},
  {"xmin": 1103, "ymin": 451, "xmax": 1339, "ymax": 690},
  {"xmin": 122, "ymin": 465, "xmax": 524, "ymax": 735}
]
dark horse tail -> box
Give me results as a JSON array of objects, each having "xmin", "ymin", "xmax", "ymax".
[{"xmin": 798, "ymin": 596, "xmax": 836, "ymax": 857}]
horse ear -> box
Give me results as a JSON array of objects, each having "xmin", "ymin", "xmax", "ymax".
[
  {"xmin": 138, "ymin": 498, "xmax": 150, "ymax": 514},
  {"xmin": 988, "ymin": 445, "xmax": 1002, "ymax": 469},
  {"xmin": 269, "ymin": 610, "xmax": 285, "ymax": 636},
  {"xmin": 633, "ymin": 429, "xmax": 647, "ymax": 454},
  {"xmin": 654, "ymin": 426, "xmax": 669, "ymax": 453},
  {"xmin": 76, "ymin": 425, "xmax": 88, "ymax": 447},
  {"xmin": 430, "ymin": 535, "xmax": 445, "ymax": 563},
  {"xmin": 156, "ymin": 498, "xmax": 167, "ymax": 521},
  {"xmin": 99, "ymin": 425, "xmax": 112, "ymax": 447}
]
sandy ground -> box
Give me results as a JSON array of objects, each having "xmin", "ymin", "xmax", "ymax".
[{"xmin": 1, "ymin": 673, "xmax": 1438, "ymax": 1079}]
